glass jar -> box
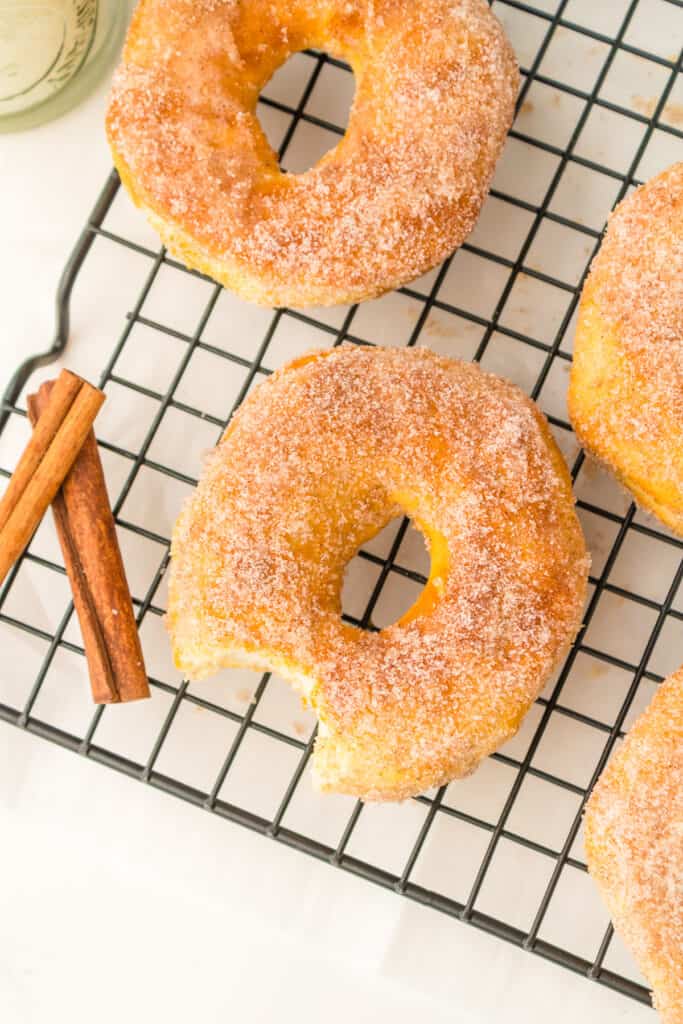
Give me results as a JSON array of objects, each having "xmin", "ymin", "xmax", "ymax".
[{"xmin": 0, "ymin": 0, "xmax": 128, "ymax": 132}]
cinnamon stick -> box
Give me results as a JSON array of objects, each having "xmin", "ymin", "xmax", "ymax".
[
  {"xmin": 27, "ymin": 381, "xmax": 150, "ymax": 704},
  {"xmin": 0, "ymin": 369, "xmax": 105, "ymax": 587}
]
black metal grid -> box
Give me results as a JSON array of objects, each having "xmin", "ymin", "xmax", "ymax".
[{"xmin": 1, "ymin": 0, "xmax": 682, "ymax": 1010}]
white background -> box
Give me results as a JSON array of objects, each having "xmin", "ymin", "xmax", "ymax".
[{"xmin": 0, "ymin": 4, "xmax": 677, "ymax": 1021}]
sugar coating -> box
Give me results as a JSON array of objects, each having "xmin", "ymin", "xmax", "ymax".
[
  {"xmin": 569, "ymin": 163, "xmax": 683, "ymax": 534},
  {"xmin": 585, "ymin": 668, "xmax": 683, "ymax": 1024},
  {"xmin": 590, "ymin": 162, "xmax": 683, "ymax": 435},
  {"xmin": 167, "ymin": 345, "xmax": 589, "ymax": 800},
  {"xmin": 105, "ymin": 0, "xmax": 519, "ymax": 307}
]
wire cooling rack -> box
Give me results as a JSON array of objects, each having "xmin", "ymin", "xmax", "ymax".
[{"xmin": 1, "ymin": 0, "xmax": 682, "ymax": 1011}]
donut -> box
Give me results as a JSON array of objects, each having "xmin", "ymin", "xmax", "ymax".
[
  {"xmin": 167, "ymin": 345, "xmax": 588, "ymax": 801},
  {"xmin": 569, "ymin": 163, "xmax": 683, "ymax": 536},
  {"xmin": 105, "ymin": 0, "xmax": 519, "ymax": 308},
  {"xmin": 585, "ymin": 668, "xmax": 683, "ymax": 1024}
]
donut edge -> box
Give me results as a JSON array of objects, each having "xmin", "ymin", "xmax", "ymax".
[
  {"xmin": 584, "ymin": 669, "xmax": 683, "ymax": 1024},
  {"xmin": 569, "ymin": 295, "xmax": 683, "ymax": 539}
]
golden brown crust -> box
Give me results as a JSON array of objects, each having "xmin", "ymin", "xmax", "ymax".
[
  {"xmin": 105, "ymin": 0, "xmax": 519, "ymax": 307},
  {"xmin": 167, "ymin": 345, "xmax": 588, "ymax": 801},
  {"xmin": 569, "ymin": 163, "xmax": 683, "ymax": 536},
  {"xmin": 585, "ymin": 669, "xmax": 683, "ymax": 1024}
]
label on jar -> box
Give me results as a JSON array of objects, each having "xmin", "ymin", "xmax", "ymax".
[{"xmin": 0, "ymin": 0, "xmax": 97, "ymax": 114}]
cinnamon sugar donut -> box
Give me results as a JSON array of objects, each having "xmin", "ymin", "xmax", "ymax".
[
  {"xmin": 569, "ymin": 163, "xmax": 683, "ymax": 535},
  {"xmin": 585, "ymin": 668, "xmax": 683, "ymax": 1024},
  {"xmin": 167, "ymin": 345, "xmax": 588, "ymax": 801},
  {"xmin": 105, "ymin": 0, "xmax": 519, "ymax": 308}
]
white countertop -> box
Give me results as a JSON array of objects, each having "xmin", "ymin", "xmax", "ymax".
[{"xmin": 0, "ymin": 25, "xmax": 668, "ymax": 1024}]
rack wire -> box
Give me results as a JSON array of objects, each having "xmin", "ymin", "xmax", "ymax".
[{"xmin": 1, "ymin": 0, "xmax": 682, "ymax": 1010}]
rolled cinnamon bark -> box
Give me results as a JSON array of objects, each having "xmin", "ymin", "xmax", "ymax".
[
  {"xmin": 27, "ymin": 378, "xmax": 149, "ymax": 704},
  {"xmin": 0, "ymin": 369, "xmax": 104, "ymax": 587}
]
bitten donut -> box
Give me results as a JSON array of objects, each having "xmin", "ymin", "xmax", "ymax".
[
  {"xmin": 569, "ymin": 163, "xmax": 683, "ymax": 535},
  {"xmin": 106, "ymin": 0, "xmax": 519, "ymax": 308},
  {"xmin": 585, "ymin": 668, "xmax": 683, "ymax": 1024},
  {"xmin": 167, "ymin": 346, "xmax": 588, "ymax": 801}
]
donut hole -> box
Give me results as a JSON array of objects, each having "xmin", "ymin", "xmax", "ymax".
[
  {"xmin": 258, "ymin": 54, "xmax": 355, "ymax": 173},
  {"xmin": 341, "ymin": 518, "xmax": 431, "ymax": 631}
]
